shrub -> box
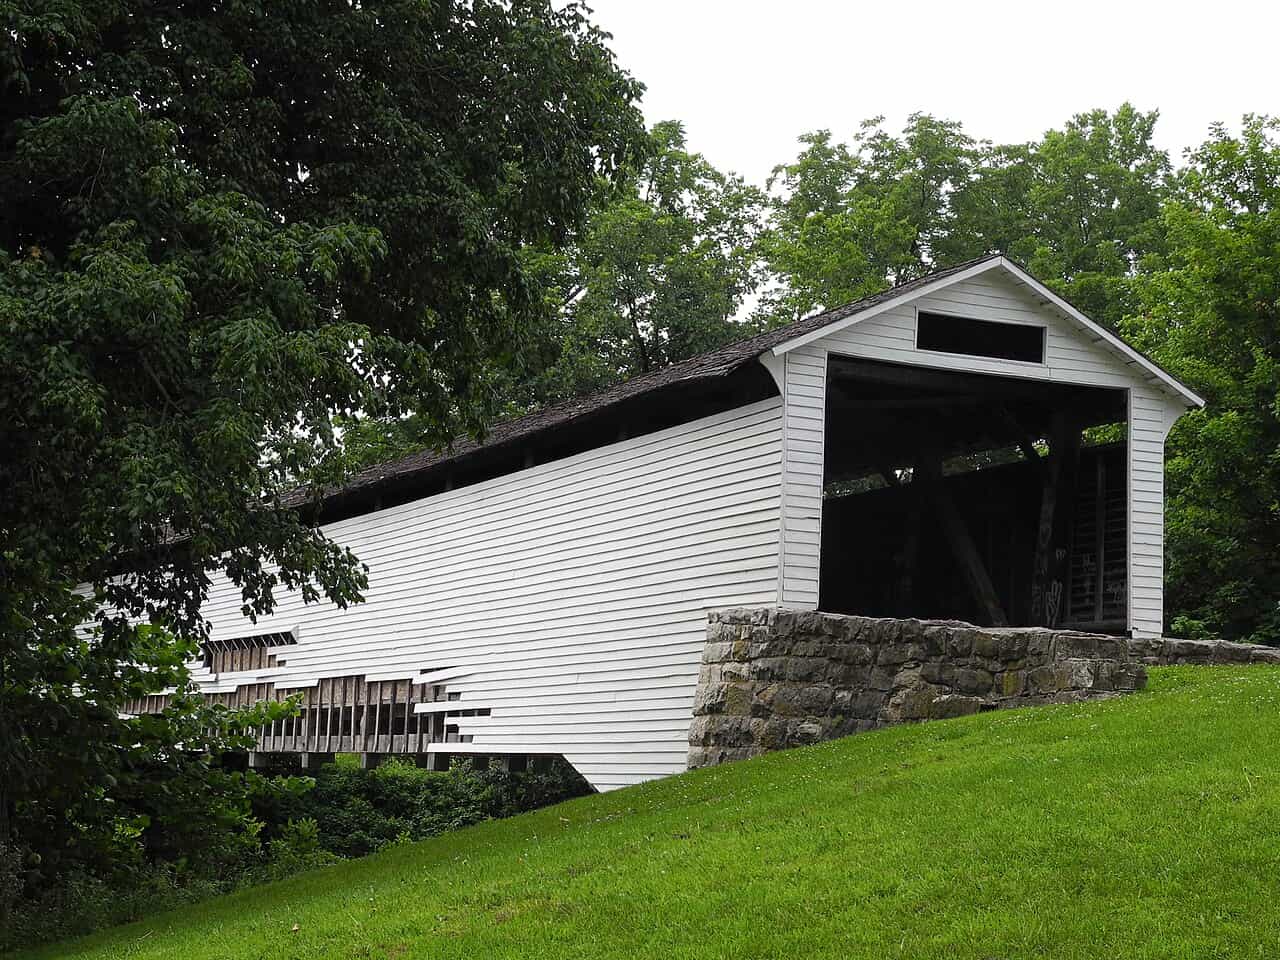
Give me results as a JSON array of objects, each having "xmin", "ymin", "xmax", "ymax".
[
  {"xmin": 279, "ymin": 758, "xmax": 592, "ymax": 859},
  {"xmin": 1, "ymin": 757, "xmax": 590, "ymax": 953}
]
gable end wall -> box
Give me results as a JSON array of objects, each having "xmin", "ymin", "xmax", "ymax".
[{"xmin": 776, "ymin": 269, "xmax": 1189, "ymax": 637}]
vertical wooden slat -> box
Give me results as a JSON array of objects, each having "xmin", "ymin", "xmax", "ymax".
[
  {"xmin": 340, "ymin": 677, "xmax": 350, "ymax": 752},
  {"xmin": 413, "ymin": 684, "xmax": 423, "ymax": 754},
  {"xmin": 389, "ymin": 681, "xmax": 399, "ymax": 754},
  {"xmin": 324, "ymin": 678, "xmax": 335, "ymax": 754}
]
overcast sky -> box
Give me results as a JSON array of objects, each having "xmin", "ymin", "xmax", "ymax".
[{"xmin": 585, "ymin": 0, "xmax": 1278, "ymax": 187}]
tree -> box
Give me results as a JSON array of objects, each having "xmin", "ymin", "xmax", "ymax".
[
  {"xmin": 1125, "ymin": 117, "xmax": 1280, "ymax": 644},
  {"xmin": 335, "ymin": 120, "xmax": 765, "ymax": 467},
  {"xmin": 757, "ymin": 106, "xmax": 1169, "ymax": 329},
  {"xmin": 531, "ymin": 120, "xmax": 767, "ymax": 402},
  {"xmin": 967, "ymin": 105, "xmax": 1171, "ymax": 328},
  {"xmin": 0, "ymin": 0, "xmax": 643, "ymax": 871},
  {"xmin": 755, "ymin": 114, "xmax": 978, "ymax": 325}
]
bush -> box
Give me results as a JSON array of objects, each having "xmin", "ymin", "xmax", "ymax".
[
  {"xmin": 1, "ymin": 756, "xmax": 590, "ymax": 953},
  {"xmin": 0, "ymin": 860, "xmax": 220, "ymax": 951},
  {"xmin": 273, "ymin": 758, "xmax": 592, "ymax": 859}
]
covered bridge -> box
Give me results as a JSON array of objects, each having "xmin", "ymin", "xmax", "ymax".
[{"xmin": 139, "ymin": 255, "xmax": 1202, "ymax": 790}]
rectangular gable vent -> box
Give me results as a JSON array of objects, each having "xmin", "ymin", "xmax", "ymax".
[{"xmin": 916, "ymin": 311, "xmax": 1045, "ymax": 363}]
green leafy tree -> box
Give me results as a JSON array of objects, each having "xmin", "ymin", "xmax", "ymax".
[
  {"xmin": 533, "ymin": 121, "xmax": 767, "ymax": 401},
  {"xmin": 964, "ymin": 105, "xmax": 1170, "ymax": 327},
  {"xmin": 335, "ymin": 121, "xmax": 765, "ymax": 467},
  {"xmin": 758, "ymin": 106, "xmax": 1169, "ymax": 329},
  {"xmin": 0, "ymin": 0, "xmax": 643, "ymax": 875},
  {"xmin": 756, "ymin": 114, "xmax": 978, "ymax": 324},
  {"xmin": 1125, "ymin": 117, "xmax": 1280, "ymax": 643}
]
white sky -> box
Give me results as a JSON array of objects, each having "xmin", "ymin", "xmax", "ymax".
[{"xmin": 586, "ymin": 0, "xmax": 1279, "ymax": 187}]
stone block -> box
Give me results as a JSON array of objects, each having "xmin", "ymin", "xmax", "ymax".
[
  {"xmin": 954, "ymin": 667, "xmax": 994, "ymax": 695},
  {"xmin": 831, "ymin": 642, "xmax": 875, "ymax": 666},
  {"xmin": 947, "ymin": 628, "xmax": 978, "ymax": 658},
  {"xmin": 786, "ymin": 657, "xmax": 827, "ymax": 683},
  {"xmin": 829, "ymin": 716, "xmax": 861, "ymax": 738},
  {"xmin": 853, "ymin": 690, "xmax": 885, "ymax": 720},
  {"xmin": 972, "ymin": 632, "xmax": 1001, "ymax": 659},
  {"xmin": 760, "ymin": 718, "xmax": 791, "ymax": 751},
  {"xmin": 1126, "ymin": 637, "xmax": 1159, "ymax": 660},
  {"xmin": 703, "ymin": 715, "xmax": 755, "ymax": 747},
  {"xmin": 838, "ymin": 617, "xmax": 868, "ymax": 642},
  {"xmin": 1091, "ymin": 660, "xmax": 1116, "ymax": 692},
  {"xmin": 796, "ymin": 611, "xmax": 827, "ymax": 636},
  {"xmin": 1063, "ymin": 658, "xmax": 1097, "ymax": 689},
  {"xmin": 791, "ymin": 720, "xmax": 826, "ymax": 745},
  {"xmin": 1026, "ymin": 664, "xmax": 1064, "ymax": 695},
  {"xmin": 1112, "ymin": 663, "xmax": 1147, "ymax": 692},
  {"xmin": 722, "ymin": 660, "xmax": 751, "ymax": 682},
  {"xmin": 916, "ymin": 624, "xmax": 950, "ymax": 656},
  {"xmin": 928, "ymin": 694, "xmax": 983, "ymax": 719},
  {"xmin": 790, "ymin": 638, "xmax": 823, "ymax": 658},
  {"xmin": 692, "ymin": 682, "xmax": 728, "ymax": 716},
  {"xmin": 1214, "ymin": 641, "xmax": 1257, "ymax": 664},
  {"xmin": 1053, "ymin": 633, "xmax": 1100, "ymax": 660},
  {"xmin": 886, "ymin": 681, "xmax": 947, "ymax": 722},
  {"xmin": 866, "ymin": 666, "xmax": 897, "ymax": 692},
  {"xmin": 1025, "ymin": 630, "xmax": 1054, "ymax": 659},
  {"xmin": 705, "ymin": 620, "xmax": 733, "ymax": 644},
  {"xmin": 832, "ymin": 688, "xmax": 854, "ymax": 714},
  {"xmin": 825, "ymin": 658, "xmax": 868, "ymax": 686},
  {"xmin": 798, "ymin": 684, "xmax": 835, "ymax": 714},
  {"xmin": 1000, "ymin": 669, "xmax": 1026, "ymax": 697},
  {"xmin": 876, "ymin": 642, "xmax": 913, "ymax": 667},
  {"xmin": 724, "ymin": 682, "xmax": 753, "ymax": 716},
  {"xmin": 920, "ymin": 661, "xmax": 952, "ymax": 685},
  {"xmin": 997, "ymin": 632, "xmax": 1029, "ymax": 660},
  {"xmin": 771, "ymin": 610, "xmax": 799, "ymax": 637},
  {"xmin": 819, "ymin": 614, "xmax": 846, "ymax": 638},
  {"xmin": 687, "ymin": 745, "xmax": 758, "ymax": 768},
  {"xmin": 1164, "ymin": 638, "xmax": 1214, "ymax": 662},
  {"xmin": 751, "ymin": 682, "xmax": 779, "ymax": 717},
  {"xmin": 750, "ymin": 656, "xmax": 791, "ymax": 682},
  {"xmin": 769, "ymin": 685, "xmax": 806, "ymax": 718},
  {"xmin": 702, "ymin": 641, "xmax": 734, "ymax": 664},
  {"xmin": 687, "ymin": 716, "xmax": 714, "ymax": 745},
  {"xmin": 1250, "ymin": 646, "xmax": 1280, "ymax": 665}
]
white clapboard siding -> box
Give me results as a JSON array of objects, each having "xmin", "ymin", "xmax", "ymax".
[
  {"xmin": 774, "ymin": 265, "xmax": 1191, "ymax": 638},
  {"xmin": 181, "ymin": 398, "xmax": 783, "ymax": 791},
  {"xmin": 779, "ymin": 347, "xmax": 827, "ymax": 605}
]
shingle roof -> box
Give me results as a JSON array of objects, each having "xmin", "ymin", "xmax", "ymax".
[
  {"xmin": 318, "ymin": 251, "xmax": 1204, "ymax": 509},
  {"xmin": 320, "ymin": 256, "xmax": 1003, "ymax": 503}
]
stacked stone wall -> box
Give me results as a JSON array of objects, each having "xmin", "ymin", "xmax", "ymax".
[
  {"xmin": 688, "ymin": 608, "xmax": 1147, "ymax": 769},
  {"xmin": 1127, "ymin": 636, "xmax": 1280, "ymax": 666}
]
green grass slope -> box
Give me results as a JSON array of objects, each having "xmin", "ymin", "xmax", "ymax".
[{"xmin": 26, "ymin": 667, "xmax": 1280, "ymax": 960}]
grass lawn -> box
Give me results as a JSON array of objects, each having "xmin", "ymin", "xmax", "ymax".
[{"xmin": 23, "ymin": 666, "xmax": 1280, "ymax": 959}]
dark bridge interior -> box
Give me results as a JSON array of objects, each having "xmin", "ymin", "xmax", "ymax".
[{"xmin": 819, "ymin": 356, "xmax": 1129, "ymax": 633}]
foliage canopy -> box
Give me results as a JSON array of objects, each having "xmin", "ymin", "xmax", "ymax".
[{"xmin": 0, "ymin": 0, "xmax": 644, "ymax": 882}]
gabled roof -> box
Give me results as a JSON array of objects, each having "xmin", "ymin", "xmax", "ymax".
[
  {"xmin": 324, "ymin": 254, "xmax": 1201, "ymax": 510},
  {"xmin": 768, "ymin": 254, "xmax": 1204, "ymax": 408}
]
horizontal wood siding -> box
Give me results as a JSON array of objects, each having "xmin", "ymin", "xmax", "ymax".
[
  {"xmin": 185, "ymin": 399, "xmax": 784, "ymax": 790},
  {"xmin": 1128, "ymin": 385, "xmax": 1173, "ymax": 638},
  {"xmin": 780, "ymin": 348, "xmax": 827, "ymax": 606},
  {"xmin": 819, "ymin": 273, "xmax": 1160, "ymax": 391},
  {"xmin": 798, "ymin": 269, "xmax": 1188, "ymax": 636}
]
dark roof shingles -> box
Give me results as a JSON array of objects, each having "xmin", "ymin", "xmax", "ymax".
[{"xmin": 328, "ymin": 256, "xmax": 1007, "ymax": 500}]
